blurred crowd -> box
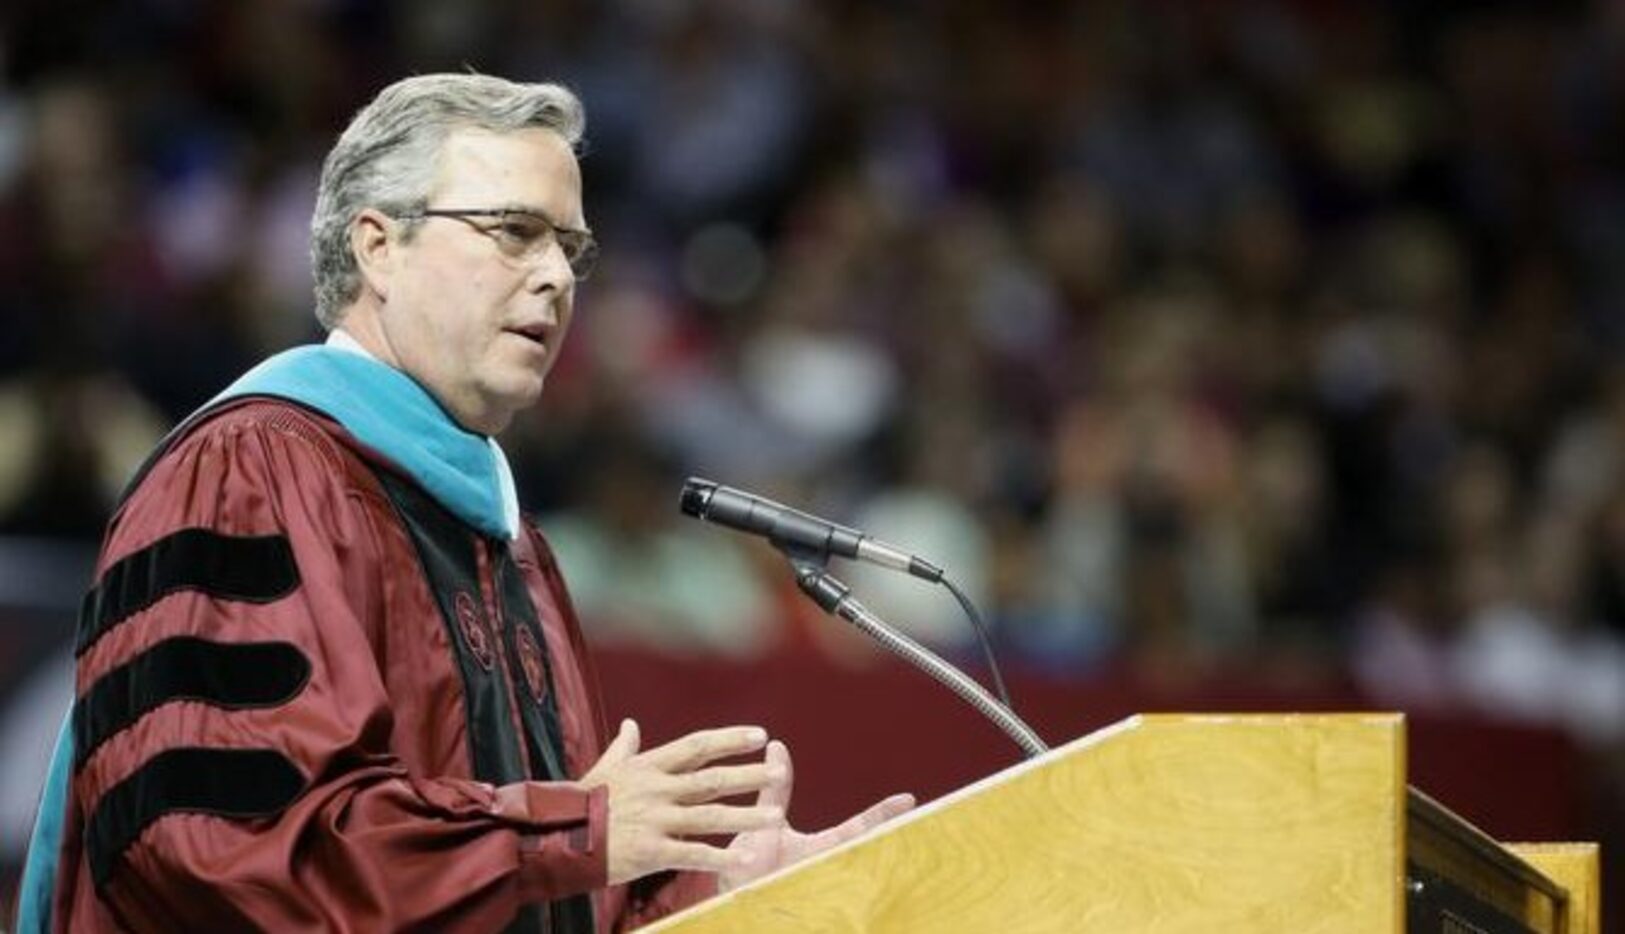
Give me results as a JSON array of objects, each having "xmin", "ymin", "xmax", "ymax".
[{"xmin": 3, "ymin": 0, "xmax": 1625, "ymax": 762}]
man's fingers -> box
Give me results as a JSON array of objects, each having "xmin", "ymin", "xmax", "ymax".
[
  {"xmin": 580, "ymin": 719, "xmax": 641, "ymax": 786},
  {"xmin": 658, "ymin": 839, "xmax": 752, "ymax": 875},
  {"xmin": 672, "ymin": 762, "xmax": 782, "ymax": 803},
  {"xmin": 872, "ymin": 793, "xmax": 916, "ymax": 820},
  {"xmin": 807, "ymin": 793, "xmax": 916, "ymax": 849},
  {"xmin": 606, "ymin": 719, "xmax": 640, "ymax": 760},
  {"xmin": 755, "ymin": 739, "xmax": 793, "ymax": 811},
  {"xmin": 663, "ymin": 803, "xmax": 784, "ymax": 835},
  {"xmin": 643, "ymin": 726, "xmax": 769, "ymax": 772}
]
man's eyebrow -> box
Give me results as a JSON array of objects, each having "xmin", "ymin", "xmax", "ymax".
[{"xmin": 495, "ymin": 203, "xmax": 591, "ymax": 233}]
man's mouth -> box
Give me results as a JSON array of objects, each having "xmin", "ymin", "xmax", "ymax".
[{"xmin": 508, "ymin": 324, "xmax": 551, "ymax": 348}]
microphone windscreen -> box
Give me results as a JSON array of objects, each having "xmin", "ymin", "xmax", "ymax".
[{"xmin": 678, "ymin": 477, "xmax": 716, "ymax": 518}]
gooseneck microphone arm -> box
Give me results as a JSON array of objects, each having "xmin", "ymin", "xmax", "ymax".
[{"xmin": 786, "ymin": 550, "xmax": 1049, "ymax": 758}]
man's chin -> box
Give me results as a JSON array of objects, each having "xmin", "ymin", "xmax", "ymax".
[{"xmin": 487, "ymin": 375, "xmax": 548, "ymax": 421}]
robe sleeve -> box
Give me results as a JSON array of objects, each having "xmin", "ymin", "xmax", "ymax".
[{"xmin": 71, "ymin": 405, "xmax": 606, "ymax": 932}]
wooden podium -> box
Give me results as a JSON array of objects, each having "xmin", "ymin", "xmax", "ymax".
[{"xmin": 641, "ymin": 714, "xmax": 1599, "ymax": 933}]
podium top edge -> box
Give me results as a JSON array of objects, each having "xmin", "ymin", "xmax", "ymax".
[{"xmin": 1131, "ymin": 712, "xmax": 1406, "ymax": 726}]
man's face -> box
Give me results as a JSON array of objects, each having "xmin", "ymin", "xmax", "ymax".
[{"xmin": 379, "ymin": 127, "xmax": 585, "ymax": 434}]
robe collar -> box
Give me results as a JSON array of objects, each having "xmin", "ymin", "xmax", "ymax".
[{"xmin": 209, "ymin": 331, "xmax": 521, "ymax": 540}]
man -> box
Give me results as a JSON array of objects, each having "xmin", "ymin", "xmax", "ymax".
[{"xmin": 17, "ymin": 73, "xmax": 911, "ymax": 932}]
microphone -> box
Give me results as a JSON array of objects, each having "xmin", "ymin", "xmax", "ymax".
[
  {"xmin": 678, "ymin": 475, "xmax": 1026, "ymax": 735},
  {"xmin": 679, "ymin": 478, "xmax": 944, "ymax": 582}
]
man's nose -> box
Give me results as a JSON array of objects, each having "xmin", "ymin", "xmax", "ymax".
[{"xmin": 523, "ymin": 239, "xmax": 574, "ymax": 294}]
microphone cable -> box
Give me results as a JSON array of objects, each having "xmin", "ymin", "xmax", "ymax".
[{"xmin": 937, "ymin": 573, "xmax": 1013, "ymax": 712}]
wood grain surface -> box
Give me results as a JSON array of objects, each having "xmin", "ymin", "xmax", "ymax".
[
  {"xmin": 1507, "ymin": 843, "xmax": 1601, "ymax": 934},
  {"xmin": 643, "ymin": 714, "xmax": 1409, "ymax": 933}
]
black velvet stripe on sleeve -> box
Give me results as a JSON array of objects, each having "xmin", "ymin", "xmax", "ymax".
[
  {"xmin": 86, "ymin": 747, "xmax": 305, "ymax": 888},
  {"xmin": 73, "ymin": 638, "xmax": 312, "ymax": 772},
  {"xmin": 77, "ymin": 529, "xmax": 301, "ymax": 657}
]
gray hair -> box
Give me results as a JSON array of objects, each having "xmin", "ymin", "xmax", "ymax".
[{"xmin": 310, "ymin": 73, "xmax": 585, "ymax": 328}]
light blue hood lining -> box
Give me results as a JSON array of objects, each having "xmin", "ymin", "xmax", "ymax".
[{"xmin": 216, "ymin": 345, "xmax": 519, "ymax": 540}]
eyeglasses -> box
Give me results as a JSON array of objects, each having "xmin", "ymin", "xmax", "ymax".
[{"xmin": 396, "ymin": 208, "xmax": 599, "ymax": 281}]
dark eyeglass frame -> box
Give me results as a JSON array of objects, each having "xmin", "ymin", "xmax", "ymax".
[{"xmin": 395, "ymin": 207, "xmax": 599, "ymax": 281}]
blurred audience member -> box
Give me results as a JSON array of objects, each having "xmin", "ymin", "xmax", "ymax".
[{"xmin": 545, "ymin": 433, "xmax": 779, "ymax": 658}]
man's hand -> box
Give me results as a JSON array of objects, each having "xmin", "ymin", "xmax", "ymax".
[
  {"xmin": 717, "ymin": 739, "xmax": 915, "ymax": 892},
  {"xmin": 579, "ymin": 719, "xmax": 786, "ymax": 885}
]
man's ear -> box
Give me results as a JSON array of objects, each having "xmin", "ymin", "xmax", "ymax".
[{"xmin": 351, "ymin": 208, "xmax": 397, "ymax": 301}]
